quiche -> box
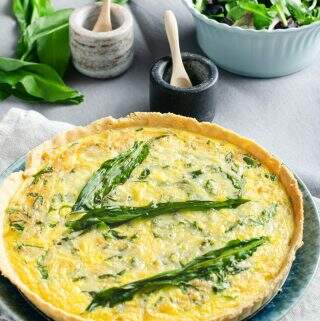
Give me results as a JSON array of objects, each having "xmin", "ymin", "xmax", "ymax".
[{"xmin": 0, "ymin": 113, "xmax": 303, "ymax": 321}]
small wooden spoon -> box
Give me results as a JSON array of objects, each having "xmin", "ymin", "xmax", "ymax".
[
  {"xmin": 93, "ymin": 0, "xmax": 112, "ymax": 32},
  {"xmin": 164, "ymin": 10, "xmax": 192, "ymax": 88}
]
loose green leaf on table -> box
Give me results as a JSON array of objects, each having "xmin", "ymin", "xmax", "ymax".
[
  {"xmin": 12, "ymin": 0, "xmax": 54, "ymax": 33},
  {"xmin": 13, "ymin": 0, "xmax": 71, "ymax": 77},
  {"xmin": 72, "ymin": 141, "xmax": 150, "ymax": 211},
  {"xmin": 17, "ymin": 9, "xmax": 72, "ymax": 61},
  {"xmin": 37, "ymin": 24, "xmax": 70, "ymax": 76},
  {"xmin": 0, "ymin": 57, "xmax": 83, "ymax": 104},
  {"xmin": 67, "ymin": 198, "xmax": 249, "ymax": 231},
  {"xmin": 86, "ymin": 237, "xmax": 267, "ymax": 310}
]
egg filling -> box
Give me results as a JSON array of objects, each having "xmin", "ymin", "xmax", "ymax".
[{"xmin": 3, "ymin": 127, "xmax": 294, "ymax": 321}]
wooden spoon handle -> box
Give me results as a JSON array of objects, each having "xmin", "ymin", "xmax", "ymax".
[
  {"xmin": 93, "ymin": 0, "xmax": 112, "ymax": 32},
  {"xmin": 164, "ymin": 10, "xmax": 184, "ymax": 70}
]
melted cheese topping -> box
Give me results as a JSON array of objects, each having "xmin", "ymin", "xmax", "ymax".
[{"xmin": 3, "ymin": 127, "xmax": 294, "ymax": 321}]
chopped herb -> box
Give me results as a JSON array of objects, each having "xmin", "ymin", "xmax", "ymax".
[
  {"xmin": 191, "ymin": 170, "xmax": 203, "ymax": 178},
  {"xmin": 225, "ymin": 152, "xmax": 233, "ymax": 163},
  {"xmin": 204, "ymin": 179, "xmax": 217, "ymax": 195},
  {"xmin": 102, "ymin": 229, "xmax": 128, "ymax": 240},
  {"xmin": 265, "ymin": 173, "xmax": 277, "ymax": 181},
  {"xmin": 135, "ymin": 128, "xmax": 143, "ymax": 132},
  {"xmin": 226, "ymin": 204, "xmax": 278, "ymax": 232},
  {"xmin": 10, "ymin": 221, "xmax": 25, "ymax": 231},
  {"xmin": 98, "ymin": 270, "xmax": 126, "ymax": 279},
  {"xmin": 72, "ymin": 276, "xmax": 86, "ymax": 282},
  {"xmin": 32, "ymin": 165, "xmax": 53, "ymax": 184},
  {"xmin": 36, "ymin": 254, "xmax": 48, "ymax": 279},
  {"xmin": 32, "ymin": 195, "xmax": 44, "ymax": 209},
  {"xmin": 16, "ymin": 243, "xmax": 44, "ymax": 250},
  {"xmin": 179, "ymin": 220, "xmax": 204, "ymax": 232},
  {"xmin": 106, "ymin": 255, "xmax": 123, "ymax": 261},
  {"xmin": 138, "ymin": 168, "xmax": 151, "ymax": 180},
  {"xmin": 243, "ymin": 155, "xmax": 261, "ymax": 168},
  {"xmin": 49, "ymin": 222, "xmax": 58, "ymax": 228},
  {"xmin": 226, "ymin": 173, "xmax": 243, "ymax": 190},
  {"xmin": 67, "ymin": 199, "xmax": 249, "ymax": 232},
  {"xmin": 86, "ymin": 237, "xmax": 267, "ymax": 310}
]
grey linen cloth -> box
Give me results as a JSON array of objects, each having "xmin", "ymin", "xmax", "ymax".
[{"xmin": 0, "ymin": 0, "xmax": 319, "ymax": 319}]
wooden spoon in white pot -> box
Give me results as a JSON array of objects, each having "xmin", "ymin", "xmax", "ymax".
[
  {"xmin": 164, "ymin": 10, "xmax": 192, "ymax": 88},
  {"xmin": 93, "ymin": 0, "xmax": 112, "ymax": 32}
]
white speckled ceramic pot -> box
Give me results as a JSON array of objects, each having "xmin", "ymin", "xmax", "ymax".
[
  {"xmin": 183, "ymin": 0, "xmax": 320, "ymax": 78},
  {"xmin": 70, "ymin": 2, "xmax": 134, "ymax": 79}
]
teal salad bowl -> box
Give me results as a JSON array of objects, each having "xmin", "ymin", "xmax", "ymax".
[{"xmin": 183, "ymin": 0, "xmax": 320, "ymax": 78}]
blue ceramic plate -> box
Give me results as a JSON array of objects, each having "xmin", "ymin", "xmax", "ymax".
[{"xmin": 0, "ymin": 156, "xmax": 319, "ymax": 321}]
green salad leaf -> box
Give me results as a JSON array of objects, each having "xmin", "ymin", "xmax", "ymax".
[
  {"xmin": 87, "ymin": 237, "xmax": 267, "ymax": 310},
  {"xmin": 193, "ymin": 0, "xmax": 320, "ymax": 29},
  {"xmin": 238, "ymin": 0, "xmax": 273, "ymax": 29}
]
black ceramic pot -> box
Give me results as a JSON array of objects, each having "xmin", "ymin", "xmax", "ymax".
[{"xmin": 150, "ymin": 52, "xmax": 218, "ymax": 122}]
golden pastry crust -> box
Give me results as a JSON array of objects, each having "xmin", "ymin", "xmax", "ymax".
[{"xmin": 0, "ymin": 112, "xmax": 303, "ymax": 321}]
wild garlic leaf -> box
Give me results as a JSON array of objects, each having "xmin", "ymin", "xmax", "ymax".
[
  {"xmin": 73, "ymin": 141, "xmax": 150, "ymax": 211},
  {"xmin": 13, "ymin": 0, "xmax": 71, "ymax": 77},
  {"xmin": 87, "ymin": 237, "xmax": 267, "ymax": 310},
  {"xmin": 37, "ymin": 23, "xmax": 70, "ymax": 76},
  {"xmin": 0, "ymin": 57, "xmax": 83, "ymax": 104},
  {"xmin": 17, "ymin": 9, "xmax": 72, "ymax": 61},
  {"xmin": 67, "ymin": 199, "xmax": 249, "ymax": 232},
  {"xmin": 12, "ymin": 0, "xmax": 54, "ymax": 33}
]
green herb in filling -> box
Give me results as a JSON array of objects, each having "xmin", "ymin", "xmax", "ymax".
[
  {"xmin": 32, "ymin": 165, "xmax": 53, "ymax": 184},
  {"xmin": 138, "ymin": 168, "xmax": 151, "ymax": 180},
  {"xmin": 190, "ymin": 170, "xmax": 203, "ymax": 178},
  {"xmin": 243, "ymin": 155, "xmax": 261, "ymax": 168},
  {"xmin": 36, "ymin": 254, "xmax": 48, "ymax": 279},
  {"xmin": 10, "ymin": 220, "xmax": 25, "ymax": 231},
  {"xmin": 226, "ymin": 203, "xmax": 278, "ymax": 232}
]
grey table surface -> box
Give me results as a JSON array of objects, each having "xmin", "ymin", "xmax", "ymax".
[
  {"xmin": 0, "ymin": 2, "xmax": 319, "ymax": 321},
  {"xmin": 0, "ymin": 0, "xmax": 319, "ymax": 200}
]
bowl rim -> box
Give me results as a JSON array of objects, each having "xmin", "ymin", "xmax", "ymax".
[{"xmin": 182, "ymin": 0, "xmax": 320, "ymax": 34}]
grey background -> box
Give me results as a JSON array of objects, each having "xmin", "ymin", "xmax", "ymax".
[{"xmin": 0, "ymin": 0, "xmax": 319, "ymax": 198}]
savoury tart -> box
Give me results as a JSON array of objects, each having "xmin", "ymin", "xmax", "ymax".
[{"xmin": 0, "ymin": 113, "xmax": 303, "ymax": 321}]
